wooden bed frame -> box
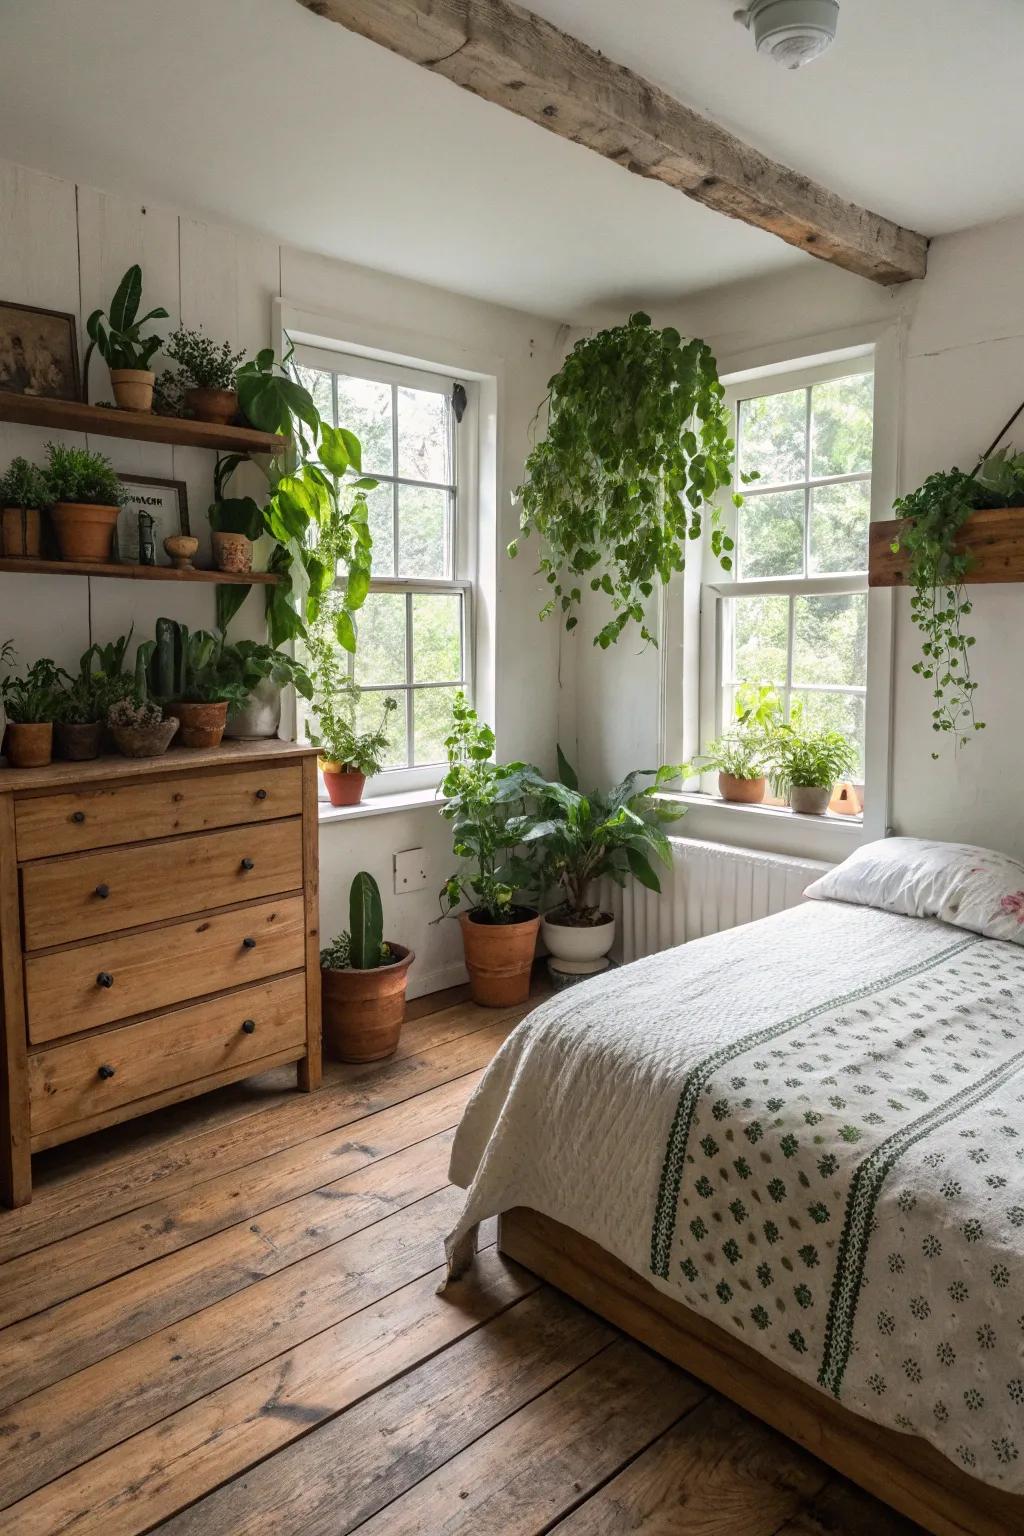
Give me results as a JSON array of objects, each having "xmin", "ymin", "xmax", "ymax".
[{"xmin": 498, "ymin": 1208, "xmax": 1024, "ymax": 1536}]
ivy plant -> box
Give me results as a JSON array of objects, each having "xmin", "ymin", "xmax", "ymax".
[{"xmin": 512, "ymin": 312, "xmax": 741, "ymax": 648}]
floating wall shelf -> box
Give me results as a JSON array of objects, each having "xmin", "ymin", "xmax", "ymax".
[
  {"xmin": 0, "ymin": 557, "xmax": 279, "ymax": 586},
  {"xmin": 869, "ymin": 507, "xmax": 1024, "ymax": 587},
  {"xmin": 0, "ymin": 391, "xmax": 287, "ymax": 456}
]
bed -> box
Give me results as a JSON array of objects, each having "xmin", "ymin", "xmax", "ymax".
[{"xmin": 446, "ymin": 842, "xmax": 1024, "ymax": 1536}]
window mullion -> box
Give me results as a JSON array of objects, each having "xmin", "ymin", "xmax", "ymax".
[
  {"xmin": 404, "ymin": 589, "xmax": 414, "ymax": 768},
  {"xmin": 785, "ymin": 594, "xmax": 796, "ymax": 722},
  {"xmin": 392, "ymin": 384, "xmax": 400, "ymax": 578}
]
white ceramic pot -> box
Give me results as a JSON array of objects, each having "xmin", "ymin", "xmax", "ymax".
[{"xmin": 542, "ymin": 912, "xmax": 615, "ymax": 965}]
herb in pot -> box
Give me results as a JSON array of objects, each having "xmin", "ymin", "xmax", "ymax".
[
  {"xmin": 0, "ymin": 455, "xmax": 49, "ymax": 558},
  {"xmin": 164, "ymin": 327, "xmax": 245, "ymax": 391},
  {"xmin": 0, "ymin": 457, "xmax": 49, "ymax": 510}
]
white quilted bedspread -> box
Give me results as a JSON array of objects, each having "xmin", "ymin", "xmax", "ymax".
[{"xmin": 448, "ymin": 899, "xmax": 1024, "ymax": 1491}]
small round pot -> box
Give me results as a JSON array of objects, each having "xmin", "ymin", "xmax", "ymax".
[
  {"xmin": 321, "ymin": 764, "xmax": 365, "ymax": 807},
  {"xmin": 54, "ymin": 720, "xmax": 103, "ymax": 762},
  {"xmin": 3, "ymin": 721, "xmax": 53, "ymax": 768},
  {"xmin": 163, "ymin": 534, "xmax": 199, "ymax": 570},
  {"xmin": 718, "ymin": 772, "xmax": 766, "ymax": 804},
  {"xmin": 185, "ymin": 386, "xmax": 238, "ymax": 425},
  {"xmin": 225, "ymin": 678, "xmax": 282, "ymax": 740},
  {"xmin": 109, "ymin": 716, "xmax": 179, "ymax": 758},
  {"xmin": 1, "ymin": 505, "xmax": 42, "ymax": 558},
  {"xmin": 212, "ymin": 530, "xmax": 254, "ymax": 574},
  {"xmin": 790, "ymin": 783, "xmax": 832, "ymax": 816},
  {"xmin": 110, "ymin": 368, "xmax": 155, "ymax": 412},
  {"xmin": 542, "ymin": 910, "xmax": 615, "ymax": 968},
  {"xmin": 321, "ymin": 944, "xmax": 415, "ymax": 1062},
  {"xmin": 459, "ymin": 907, "xmax": 540, "ymax": 1008},
  {"xmin": 168, "ymin": 700, "xmax": 229, "ymax": 749},
  {"xmin": 50, "ymin": 502, "xmax": 120, "ymax": 564}
]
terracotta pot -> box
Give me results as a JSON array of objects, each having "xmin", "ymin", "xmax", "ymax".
[
  {"xmin": 186, "ymin": 386, "xmax": 238, "ymax": 424},
  {"xmin": 109, "ymin": 717, "xmax": 179, "ymax": 758},
  {"xmin": 790, "ymin": 784, "xmax": 832, "ymax": 816},
  {"xmin": 50, "ymin": 502, "xmax": 120, "ymax": 564},
  {"xmin": 1, "ymin": 506, "xmax": 42, "ymax": 558},
  {"xmin": 718, "ymin": 772, "xmax": 766, "ymax": 804},
  {"xmin": 163, "ymin": 534, "xmax": 199, "ymax": 570},
  {"xmin": 321, "ymin": 944, "xmax": 415, "ymax": 1062},
  {"xmin": 110, "ymin": 368, "xmax": 155, "ymax": 412},
  {"xmin": 459, "ymin": 907, "xmax": 540, "ymax": 1007},
  {"xmin": 3, "ymin": 721, "xmax": 53, "ymax": 768},
  {"xmin": 168, "ymin": 700, "xmax": 228, "ymax": 748},
  {"xmin": 54, "ymin": 720, "xmax": 103, "ymax": 761},
  {"xmin": 212, "ymin": 530, "xmax": 254, "ymax": 574},
  {"xmin": 322, "ymin": 765, "xmax": 365, "ymax": 807}
]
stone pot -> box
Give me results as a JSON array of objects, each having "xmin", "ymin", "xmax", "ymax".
[
  {"xmin": 110, "ymin": 368, "xmax": 155, "ymax": 412},
  {"xmin": 3, "ymin": 721, "xmax": 53, "ymax": 768},
  {"xmin": 212, "ymin": 530, "xmax": 254, "ymax": 574},
  {"xmin": 225, "ymin": 677, "xmax": 282, "ymax": 740},
  {"xmin": 1, "ymin": 505, "xmax": 41, "ymax": 558},
  {"xmin": 321, "ymin": 944, "xmax": 415, "ymax": 1063},
  {"xmin": 163, "ymin": 534, "xmax": 199, "ymax": 570},
  {"xmin": 50, "ymin": 502, "xmax": 120, "ymax": 564},
  {"xmin": 54, "ymin": 720, "xmax": 103, "ymax": 761},
  {"xmin": 321, "ymin": 763, "xmax": 365, "ymax": 806},
  {"xmin": 110, "ymin": 716, "xmax": 179, "ymax": 758},
  {"xmin": 790, "ymin": 783, "xmax": 832, "ymax": 816},
  {"xmin": 168, "ymin": 700, "xmax": 229, "ymax": 748},
  {"xmin": 459, "ymin": 907, "xmax": 540, "ymax": 1008},
  {"xmin": 185, "ymin": 386, "xmax": 238, "ymax": 424},
  {"xmin": 718, "ymin": 772, "xmax": 766, "ymax": 804},
  {"xmin": 542, "ymin": 910, "xmax": 615, "ymax": 969}
]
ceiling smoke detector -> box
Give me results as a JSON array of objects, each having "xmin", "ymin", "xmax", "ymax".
[{"xmin": 734, "ymin": 0, "xmax": 840, "ymax": 69}]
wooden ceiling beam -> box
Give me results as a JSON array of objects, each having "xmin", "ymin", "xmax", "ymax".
[{"xmin": 298, "ymin": 0, "xmax": 928, "ymax": 287}]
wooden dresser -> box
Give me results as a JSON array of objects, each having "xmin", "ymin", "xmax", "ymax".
[{"xmin": 0, "ymin": 739, "xmax": 321, "ymax": 1206}]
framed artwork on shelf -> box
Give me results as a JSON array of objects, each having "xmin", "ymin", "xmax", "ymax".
[
  {"xmin": 0, "ymin": 300, "xmax": 80, "ymax": 402},
  {"xmin": 115, "ymin": 475, "xmax": 191, "ymax": 565}
]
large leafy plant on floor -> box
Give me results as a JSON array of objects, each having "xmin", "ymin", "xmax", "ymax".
[{"xmin": 512, "ymin": 312, "xmax": 741, "ymax": 648}]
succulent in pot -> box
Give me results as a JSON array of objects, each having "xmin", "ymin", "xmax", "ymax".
[
  {"xmin": 305, "ymin": 622, "xmax": 396, "ymax": 805},
  {"xmin": 82, "ymin": 264, "xmax": 169, "ymax": 412},
  {"xmin": 0, "ymin": 456, "xmax": 49, "ymax": 559},
  {"xmin": 1, "ymin": 647, "xmax": 64, "ymax": 768},
  {"xmin": 107, "ymin": 692, "xmax": 179, "ymax": 759},
  {"xmin": 220, "ymin": 640, "xmax": 313, "ymax": 740},
  {"xmin": 770, "ymin": 715, "xmax": 858, "ymax": 816},
  {"xmin": 163, "ymin": 326, "xmax": 246, "ymax": 424},
  {"xmin": 43, "ymin": 441, "xmax": 125, "ymax": 563},
  {"xmin": 148, "ymin": 617, "xmax": 250, "ymax": 748},
  {"xmin": 320, "ymin": 872, "xmax": 414, "ymax": 1062}
]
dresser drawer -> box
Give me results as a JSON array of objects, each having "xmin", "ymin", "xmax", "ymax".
[
  {"xmin": 21, "ymin": 819, "xmax": 303, "ymax": 950},
  {"xmin": 14, "ymin": 763, "xmax": 302, "ymax": 860},
  {"xmin": 24, "ymin": 895, "xmax": 306, "ymax": 1043},
  {"xmin": 28, "ymin": 973, "xmax": 307, "ymax": 1138}
]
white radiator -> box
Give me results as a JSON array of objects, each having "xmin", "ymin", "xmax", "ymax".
[{"xmin": 600, "ymin": 837, "xmax": 831, "ymax": 964}]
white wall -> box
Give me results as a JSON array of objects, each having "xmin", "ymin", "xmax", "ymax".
[
  {"xmin": 0, "ymin": 158, "xmax": 563, "ymax": 997},
  {"xmin": 567, "ymin": 213, "xmax": 1024, "ymax": 862}
]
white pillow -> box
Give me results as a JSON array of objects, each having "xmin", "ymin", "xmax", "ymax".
[{"xmin": 804, "ymin": 836, "xmax": 1024, "ymax": 944}]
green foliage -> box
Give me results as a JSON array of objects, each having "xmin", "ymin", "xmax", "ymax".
[
  {"xmin": 305, "ymin": 618, "xmax": 396, "ymax": 771},
  {"xmin": 164, "ymin": 326, "xmax": 245, "ymax": 392},
  {"xmin": 219, "ymin": 639, "xmax": 313, "ymax": 700},
  {"xmin": 514, "ymin": 313, "xmax": 741, "ymax": 648},
  {"xmin": 147, "ymin": 618, "xmax": 250, "ymax": 709},
  {"xmin": 349, "ymin": 871, "xmax": 385, "ymax": 970},
  {"xmin": 0, "ymin": 456, "xmax": 49, "ymax": 510},
  {"xmin": 0, "ymin": 652, "xmax": 64, "ymax": 723},
  {"xmin": 695, "ymin": 685, "xmax": 782, "ymax": 781},
  {"xmin": 83, "ymin": 264, "xmax": 168, "ymax": 390},
  {"xmin": 318, "ymin": 929, "xmax": 391, "ymax": 971},
  {"xmin": 770, "ymin": 721, "xmax": 857, "ymax": 792},
  {"xmin": 43, "ymin": 441, "xmax": 124, "ymax": 506},
  {"xmin": 57, "ymin": 640, "xmax": 134, "ymax": 724}
]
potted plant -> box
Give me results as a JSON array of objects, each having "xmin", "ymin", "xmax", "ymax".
[
  {"xmin": 529, "ymin": 748, "xmax": 686, "ymax": 973},
  {"xmin": 54, "ymin": 639, "xmax": 133, "ymax": 760},
  {"xmin": 436, "ymin": 693, "xmax": 542, "ymax": 1007},
  {"xmin": 0, "ymin": 456, "xmax": 49, "ymax": 559},
  {"xmin": 220, "ymin": 639, "xmax": 313, "ymax": 739},
  {"xmin": 1, "ymin": 649, "xmax": 64, "ymax": 768},
  {"xmin": 43, "ymin": 441, "xmax": 125, "ymax": 563},
  {"xmin": 107, "ymin": 693, "xmax": 179, "ymax": 758},
  {"xmin": 163, "ymin": 326, "xmax": 245, "ymax": 424},
  {"xmin": 82, "ymin": 265, "xmax": 168, "ymax": 412},
  {"xmin": 208, "ymin": 456, "xmax": 264, "ymax": 574},
  {"xmin": 771, "ymin": 718, "xmax": 857, "ymax": 816},
  {"xmin": 320, "ymin": 872, "xmax": 414, "ymax": 1062},
  {"xmin": 148, "ymin": 618, "xmax": 250, "ymax": 748},
  {"xmin": 692, "ymin": 686, "xmax": 782, "ymax": 803},
  {"xmin": 305, "ymin": 623, "xmax": 397, "ymax": 804}
]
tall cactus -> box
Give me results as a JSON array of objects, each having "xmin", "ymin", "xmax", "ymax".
[{"xmin": 349, "ymin": 871, "xmax": 384, "ymax": 970}]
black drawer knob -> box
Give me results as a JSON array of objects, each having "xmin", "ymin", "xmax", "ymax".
[
  {"xmin": 96, "ymin": 971, "xmax": 114, "ymax": 989},
  {"xmin": 97, "ymin": 1064, "xmax": 116, "ymax": 1080},
  {"xmin": 255, "ymin": 788, "xmax": 268, "ymax": 801},
  {"xmin": 240, "ymin": 857, "xmax": 255, "ymax": 872},
  {"xmin": 242, "ymin": 936, "xmax": 257, "ymax": 950},
  {"xmin": 94, "ymin": 883, "xmax": 110, "ymax": 900},
  {"xmin": 72, "ymin": 810, "xmax": 86, "ymax": 824},
  {"xmin": 241, "ymin": 1018, "xmax": 256, "ymax": 1034}
]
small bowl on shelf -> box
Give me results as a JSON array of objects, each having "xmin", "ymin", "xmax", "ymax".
[{"xmin": 163, "ymin": 534, "xmax": 199, "ymax": 571}]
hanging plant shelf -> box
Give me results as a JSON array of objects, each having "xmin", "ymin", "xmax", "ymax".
[
  {"xmin": 869, "ymin": 506, "xmax": 1024, "ymax": 587},
  {"xmin": 0, "ymin": 557, "xmax": 279, "ymax": 586},
  {"xmin": 0, "ymin": 390, "xmax": 287, "ymax": 455}
]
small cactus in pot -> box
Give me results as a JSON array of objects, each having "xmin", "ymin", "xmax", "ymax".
[{"xmin": 320, "ymin": 872, "xmax": 414, "ymax": 1062}]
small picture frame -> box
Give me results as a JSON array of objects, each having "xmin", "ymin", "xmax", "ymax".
[
  {"xmin": 0, "ymin": 300, "xmax": 81, "ymax": 401},
  {"xmin": 115, "ymin": 475, "xmax": 191, "ymax": 565}
]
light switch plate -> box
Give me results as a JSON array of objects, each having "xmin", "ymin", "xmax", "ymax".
[{"xmin": 394, "ymin": 847, "xmax": 428, "ymax": 894}]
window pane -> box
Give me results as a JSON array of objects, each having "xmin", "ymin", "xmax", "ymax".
[
  {"xmin": 413, "ymin": 685, "xmax": 460, "ymax": 767},
  {"xmin": 354, "ymin": 592, "xmax": 406, "ymax": 687},
  {"xmin": 397, "ymin": 386, "xmax": 452, "ymax": 484},
  {"xmin": 793, "ymin": 593, "xmax": 867, "ymax": 688},
  {"xmin": 789, "ymin": 690, "xmax": 865, "ymax": 780},
  {"xmin": 739, "ymin": 388, "xmax": 806, "ymax": 486},
  {"xmin": 292, "ymin": 365, "xmax": 334, "ymax": 426},
  {"xmin": 737, "ymin": 489, "xmax": 804, "ymax": 579},
  {"xmin": 412, "ymin": 592, "xmax": 463, "ymax": 684},
  {"xmin": 810, "ymin": 481, "xmax": 870, "ymax": 574},
  {"xmin": 355, "ymin": 688, "xmax": 407, "ymax": 770},
  {"xmin": 729, "ymin": 593, "xmax": 789, "ymax": 686},
  {"xmin": 356, "ymin": 482, "xmax": 395, "ymax": 577},
  {"xmin": 811, "ymin": 373, "xmax": 873, "ymax": 478},
  {"xmin": 398, "ymin": 485, "xmax": 451, "ymax": 578},
  {"xmin": 336, "ymin": 374, "xmax": 393, "ymax": 476}
]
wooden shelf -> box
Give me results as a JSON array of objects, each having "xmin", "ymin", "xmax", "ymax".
[
  {"xmin": 0, "ymin": 557, "xmax": 279, "ymax": 586},
  {"xmin": 0, "ymin": 391, "xmax": 287, "ymax": 455},
  {"xmin": 869, "ymin": 506, "xmax": 1024, "ymax": 587}
]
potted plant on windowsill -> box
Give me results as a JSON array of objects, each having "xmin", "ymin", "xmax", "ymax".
[
  {"xmin": 305, "ymin": 620, "xmax": 397, "ymax": 805},
  {"xmin": 82, "ymin": 264, "xmax": 168, "ymax": 412},
  {"xmin": 221, "ymin": 640, "xmax": 313, "ymax": 740},
  {"xmin": 0, "ymin": 456, "xmax": 49, "ymax": 559},
  {"xmin": 0, "ymin": 647, "xmax": 63, "ymax": 768},
  {"xmin": 163, "ymin": 326, "xmax": 245, "ymax": 424},
  {"xmin": 770, "ymin": 718, "xmax": 857, "ymax": 816},
  {"xmin": 692, "ymin": 686, "xmax": 782, "ymax": 804},
  {"xmin": 320, "ymin": 872, "xmax": 414, "ymax": 1062},
  {"xmin": 43, "ymin": 441, "xmax": 125, "ymax": 564}
]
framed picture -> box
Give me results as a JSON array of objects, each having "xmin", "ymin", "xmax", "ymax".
[
  {"xmin": 0, "ymin": 300, "xmax": 80, "ymax": 401},
  {"xmin": 115, "ymin": 475, "xmax": 190, "ymax": 564}
]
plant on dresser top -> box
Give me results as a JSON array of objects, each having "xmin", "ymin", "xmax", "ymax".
[
  {"xmin": 43, "ymin": 441, "xmax": 126, "ymax": 564},
  {"xmin": 0, "ymin": 646, "xmax": 64, "ymax": 768},
  {"xmin": 304, "ymin": 617, "xmax": 397, "ymax": 806},
  {"xmin": 0, "ymin": 456, "xmax": 49, "ymax": 559},
  {"xmin": 53, "ymin": 635, "xmax": 134, "ymax": 762},
  {"xmin": 163, "ymin": 325, "xmax": 246, "ymax": 425},
  {"xmin": 82, "ymin": 263, "xmax": 169, "ymax": 413},
  {"xmin": 320, "ymin": 872, "xmax": 414, "ymax": 1062},
  {"xmin": 221, "ymin": 639, "xmax": 313, "ymax": 741},
  {"xmin": 149, "ymin": 617, "xmax": 250, "ymax": 749}
]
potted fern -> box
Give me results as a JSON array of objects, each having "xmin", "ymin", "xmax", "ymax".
[
  {"xmin": 320, "ymin": 872, "xmax": 414, "ymax": 1061},
  {"xmin": 771, "ymin": 719, "xmax": 857, "ymax": 816}
]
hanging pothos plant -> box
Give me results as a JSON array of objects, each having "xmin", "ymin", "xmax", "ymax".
[{"xmin": 511, "ymin": 312, "xmax": 743, "ymax": 648}]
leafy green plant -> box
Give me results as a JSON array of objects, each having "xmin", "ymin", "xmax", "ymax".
[
  {"xmin": 57, "ymin": 642, "xmax": 133, "ymax": 724},
  {"xmin": 0, "ymin": 654, "xmax": 65, "ymax": 723},
  {"xmin": 770, "ymin": 724, "xmax": 856, "ymax": 793},
  {"xmin": 146, "ymin": 618, "xmax": 250, "ymax": 709},
  {"xmin": 219, "ymin": 639, "xmax": 313, "ymax": 700},
  {"xmin": 0, "ymin": 456, "xmax": 49, "ymax": 509},
  {"xmin": 304, "ymin": 617, "xmax": 396, "ymax": 771},
  {"xmin": 82, "ymin": 265, "xmax": 168, "ymax": 392},
  {"xmin": 43, "ymin": 441, "xmax": 124, "ymax": 506},
  {"xmin": 695, "ymin": 685, "xmax": 782, "ymax": 781},
  {"xmin": 513, "ymin": 312, "xmax": 742, "ymax": 648},
  {"xmin": 319, "ymin": 929, "xmax": 391, "ymax": 971},
  {"xmin": 164, "ymin": 326, "xmax": 245, "ymax": 392}
]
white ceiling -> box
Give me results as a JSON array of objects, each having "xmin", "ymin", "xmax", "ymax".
[{"xmin": 0, "ymin": 0, "xmax": 1021, "ymax": 323}]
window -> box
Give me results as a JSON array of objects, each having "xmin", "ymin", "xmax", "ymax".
[
  {"xmin": 701, "ymin": 358, "xmax": 874, "ymax": 791},
  {"xmin": 293, "ymin": 346, "xmax": 473, "ymax": 793}
]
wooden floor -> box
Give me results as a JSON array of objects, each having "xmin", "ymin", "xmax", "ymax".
[{"xmin": 0, "ymin": 987, "xmax": 925, "ymax": 1535}]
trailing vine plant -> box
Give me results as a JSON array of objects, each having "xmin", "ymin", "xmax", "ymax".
[{"xmin": 511, "ymin": 312, "xmax": 743, "ymax": 648}]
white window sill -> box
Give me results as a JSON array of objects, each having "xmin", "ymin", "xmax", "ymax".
[
  {"xmin": 657, "ymin": 790, "xmax": 865, "ymax": 834},
  {"xmin": 318, "ymin": 788, "xmax": 447, "ymax": 824}
]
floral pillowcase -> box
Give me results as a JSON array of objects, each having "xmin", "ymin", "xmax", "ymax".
[{"xmin": 804, "ymin": 836, "xmax": 1024, "ymax": 946}]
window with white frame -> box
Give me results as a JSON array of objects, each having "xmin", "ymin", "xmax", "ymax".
[
  {"xmin": 293, "ymin": 346, "xmax": 473, "ymax": 792},
  {"xmin": 700, "ymin": 357, "xmax": 874, "ymax": 795}
]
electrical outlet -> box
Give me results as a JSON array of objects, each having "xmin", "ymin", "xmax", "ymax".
[{"xmin": 393, "ymin": 847, "xmax": 428, "ymax": 894}]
